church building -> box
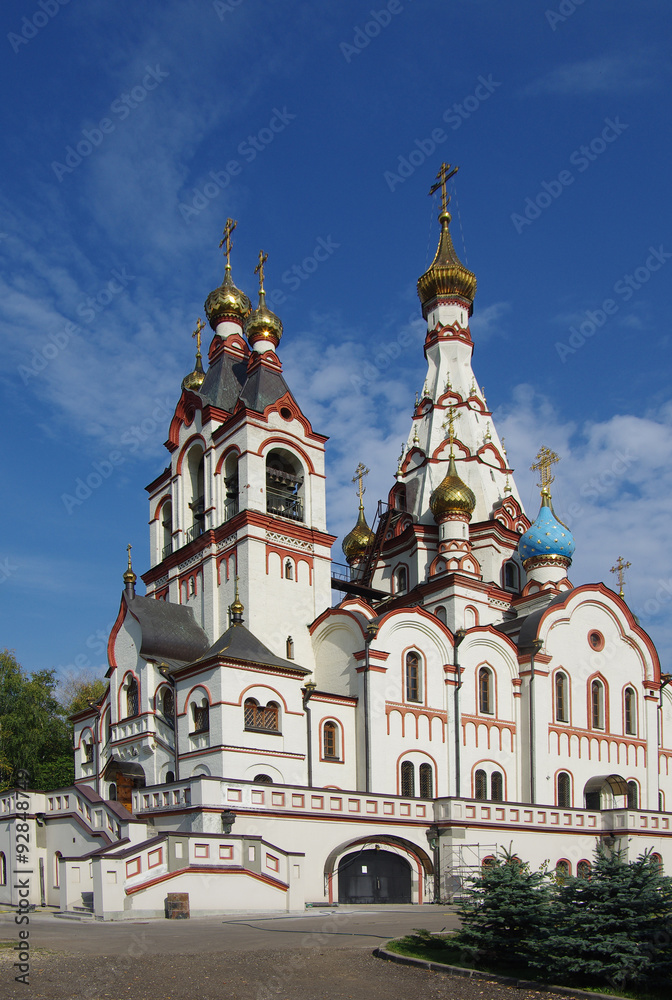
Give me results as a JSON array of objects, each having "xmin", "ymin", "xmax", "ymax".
[{"xmin": 2, "ymin": 167, "xmax": 671, "ymax": 919}]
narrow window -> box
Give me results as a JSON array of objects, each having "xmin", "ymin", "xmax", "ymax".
[
  {"xmin": 624, "ymin": 687, "xmax": 636, "ymax": 735},
  {"xmin": 406, "ymin": 652, "xmax": 421, "ymax": 702},
  {"xmin": 165, "ymin": 772, "xmax": 174, "ymax": 785},
  {"xmin": 504, "ymin": 561, "xmax": 516, "ymax": 590},
  {"xmin": 284, "ymin": 560, "xmax": 293, "ymax": 580},
  {"xmin": 162, "ymin": 688, "xmax": 174, "ymax": 721},
  {"xmin": 126, "ymin": 677, "xmax": 138, "ymax": 718},
  {"xmin": 193, "ymin": 701, "xmax": 209, "ymax": 733},
  {"xmin": 435, "ymin": 606, "xmax": 447, "ymax": 625},
  {"xmin": 54, "ymin": 851, "xmax": 61, "ymax": 888},
  {"xmin": 419, "ymin": 762, "xmax": 433, "ymax": 798},
  {"xmin": 557, "ymin": 771, "xmax": 571, "ymax": 807},
  {"xmin": 323, "ymin": 722, "xmax": 338, "ymax": 759},
  {"xmin": 591, "ymin": 680, "xmax": 604, "ymax": 729},
  {"xmin": 474, "ymin": 769, "xmax": 487, "ymax": 800},
  {"xmin": 161, "ymin": 500, "xmax": 172, "ymax": 558},
  {"xmin": 577, "ymin": 860, "xmax": 591, "ymax": 879},
  {"xmin": 0, "ymin": 852, "xmax": 7, "ymax": 886},
  {"xmin": 244, "ymin": 699, "xmax": 258, "ymax": 728},
  {"xmin": 84, "ymin": 741, "xmax": 94, "ymax": 763},
  {"xmin": 479, "ymin": 668, "xmax": 492, "ymax": 714},
  {"xmin": 627, "ymin": 781, "xmax": 638, "ymax": 809},
  {"xmin": 555, "ymin": 859, "xmax": 570, "ymax": 882},
  {"xmin": 395, "ymin": 566, "xmax": 407, "ymax": 593},
  {"xmin": 490, "ymin": 771, "xmax": 503, "ymax": 802},
  {"xmin": 555, "ymin": 672, "xmax": 568, "ymax": 723},
  {"xmin": 400, "ymin": 761, "xmax": 415, "ymax": 797}
]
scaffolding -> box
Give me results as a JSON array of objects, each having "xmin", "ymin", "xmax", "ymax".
[{"xmin": 439, "ymin": 842, "xmax": 498, "ymax": 903}]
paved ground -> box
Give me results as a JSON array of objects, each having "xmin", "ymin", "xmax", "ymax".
[{"xmin": 0, "ymin": 907, "xmax": 568, "ymax": 1000}]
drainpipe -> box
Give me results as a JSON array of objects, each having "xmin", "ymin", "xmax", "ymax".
[
  {"xmin": 159, "ymin": 665, "xmax": 179, "ymax": 782},
  {"xmin": 528, "ymin": 639, "xmax": 543, "ymax": 805},
  {"xmin": 302, "ymin": 681, "xmax": 317, "ymax": 788},
  {"xmin": 658, "ymin": 673, "xmax": 672, "ymax": 810},
  {"xmin": 453, "ymin": 629, "xmax": 467, "ymax": 799},
  {"xmin": 364, "ymin": 622, "xmax": 379, "ymax": 794},
  {"xmin": 87, "ymin": 701, "xmax": 102, "ymax": 796}
]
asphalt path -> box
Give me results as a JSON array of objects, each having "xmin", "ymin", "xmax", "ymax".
[{"xmin": 0, "ymin": 908, "xmax": 565, "ymax": 1000}]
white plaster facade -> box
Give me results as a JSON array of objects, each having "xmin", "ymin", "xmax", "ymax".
[{"xmin": 2, "ymin": 198, "xmax": 671, "ymax": 919}]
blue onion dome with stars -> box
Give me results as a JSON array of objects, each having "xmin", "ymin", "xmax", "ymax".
[{"xmin": 518, "ymin": 446, "xmax": 575, "ymax": 569}]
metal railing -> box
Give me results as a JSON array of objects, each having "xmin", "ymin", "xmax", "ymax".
[{"xmin": 266, "ymin": 488, "xmax": 303, "ymax": 521}]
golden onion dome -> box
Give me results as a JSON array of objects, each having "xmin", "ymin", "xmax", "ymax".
[
  {"xmin": 429, "ymin": 453, "xmax": 476, "ymax": 521},
  {"xmin": 204, "ymin": 264, "xmax": 251, "ymax": 329},
  {"xmin": 182, "ymin": 359, "xmax": 205, "ymax": 392},
  {"xmin": 417, "ymin": 210, "xmax": 477, "ymax": 313},
  {"xmin": 342, "ymin": 505, "xmax": 375, "ymax": 564},
  {"xmin": 244, "ymin": 288, "xmax": 283, "ymax": 349}
]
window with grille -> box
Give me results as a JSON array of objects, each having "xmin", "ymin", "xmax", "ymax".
[
  {"xmin": 400, "ymin": 761, "xmax": 415, "ymax": 797},
  {"xmin": 557, "ymin": 771, "xmax": 571, "ymax": 807},
  {"xmin": 490, "ymin": 771, "xmax": 503, "ymax": 801},
  {"xmin": 162, "ymin": 688, "xmax": 174, "ymax": 720},
  {"xmin": 126, "ymin": 677, "xmax": 138, "ymax": 718},
  {"xmin": 193, "ymin": 702, "xmax": 209, "ymax": 733},
  {"xmin": 323, "ymin": 722, "xmax": 338, "ymax": 759},
  {"xmin": 577, "ymin": 860, "xmax": 591, "ymax": 879},
  {"xmin": 244, "ymin": 699, "xmax": 279, "ymax": 732},
  {"xmin": 405, "ymin": 652, "xmax": 421, "ymax": 702},
  {"xmin": 627, "ymin": 780, "xmax": 638, "ymax": 809},
  {"xmin": 474, "ymin": 769, "xmax": 487, "ymax": 799},
  {"xmin": 624, "ymin": 687, "xmax": 636, "ymax": 735},
  {"xmin": 555, "ymin": 672, "xmax": 568, "ymax": 722},
  {"xmin": 479, "ymin": 668, "xmax": 492, "ymax": 714},
  {"xmin": 555, "ymin": 859, "xmax": 570, "ymax": 881},
  {"xmin": 84, "ymin": 741, "xmax": 94, "ymax": 763},
  {"xmin": 591, "ymin": 680, "xmax": 604, "ymax": 729},
  {"xmin": 419, "ymin": 762, "xmax": 433, "ymax": 798}
]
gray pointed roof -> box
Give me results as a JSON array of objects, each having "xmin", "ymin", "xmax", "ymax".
[
  {"xmin": 190, "ymin": 621, "xmax": 311, "ymax": 675},
  {"xmin": 124, "ymin": 594, "xmax": 209, "ymax": 664}
]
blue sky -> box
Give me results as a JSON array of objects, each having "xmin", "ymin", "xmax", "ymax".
[{"xmin": 1, "ymin": 0, "xmax": 671, "ymax": 686}]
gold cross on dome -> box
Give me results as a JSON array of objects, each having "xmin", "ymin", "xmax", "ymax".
[
  {"xmin": 352, "ymin": 463, "xmax": 369, "ymax": 506},
  {"xmin": 219, "ymin": 218, "xmax": 237, "ymax": 267},
  {"xmin": 610, "ymin": 556, "xmax": 631, "ymax": 598},
  {"xmin": 531, "ymin": 445, "xmax": 560, "ymax": 492},
  {"xmin": 126, "ymin": 543, "xmax": 132, "ymax": 571},
  {"xmin": 442, "ymin": 403, "xmax": 461, "ymax": 456},
  {"xmin": 192, "ymin": 317, "xmax": 205, "ymax": 356},
  {"xmin": 255, "ymin": 250, "xmax": 268, "ymax": 293},
  {"xmin": 429, "ymin": 162, "xmax": 459, "ymax": 213}
]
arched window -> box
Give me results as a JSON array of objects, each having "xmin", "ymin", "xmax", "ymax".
[
  {"xmin": 400, "ymin": 761, "xmax": 415, "ymax": 797},
  {"xmin": 591, "ymin": 679, "xmax": 604, "ymax": 729},
  {"xmin": 106, "ymin": 713, "xmax": 112, "ymax": 745},
  {"xmin": 405, "ymin": 652, "xmax": 421, "ymax": 702},
  {"xmin": 161, "ymin": 500, "xmax": 172, "ymax": 558},
  {"xmin": 0, "ymin": 852, "xmax": 6, "ymax": 886},
  {"xmin": 651, "ymin": 853, "xmax": 663, "ymax": 872},
  {"xmin": 393, "ymin": 485, "xmax": 407, "ymax": 511},
  {"xmin": 254, "ymin": 774, "xmax": 273, "ymax": 784},
  {"xmin": 266, "ymin": 449, "xmax": 304, "ymax": 521},
  {"xmin": 557, "ymin": 771, "xmax": 571, "ymax": 807},
  {"xmin": 624, "ymin": 687, "xmax": 636, "ymax": 735},
  {"xmin": 165, "ymin": 771, "xmax": 174, "ymax": 785},
  {"xmin": 395, "ymin": 566, "xmax": 408, "ymax": 594},
  {"xmin": 244, "ymin": 699, "xmax": 280, "ymax": 732},
  {"xmin": 192, "ymin": 699, "xmax": 209, "ymax": 733},
  {"xmin": 419, "ymin": 762, "xmax": 433, "ymax": 798},
  {"xmin": 162, "ymin": 687, "xmax": 174, "ymax": 722},
  {"xmin": 490, "ymin": 771, "xmax": 503, "ymax": 802},
  {"xmin": 627, "ymin": 780, "xmax": 638, "ymax": 809},
  {"xmin": 435, "ymin": 606, "xmax": 447, "ymax": 625},
  {"xmin": 555, "ymin": 859, "xmax": 570, "ymax": 881},
  {"xmin": 284, "ymin": 560, "xmax": 294, "ymax": 580},
  {"xmin": 323, "ymin": 721, "xmax": 339, "ymax": 759},
  {"xmin": 83, "ymin": 739, "xmax": 94, "ymax": 763},
  {"xmin": 187, "ymin": 447, "xmax": 206, "ymax": 542},
  {"xmin": 126, "ymin": 677, "xmax": 138, "ymax": 718},
  {"xmin": 53, "ymin": 851, "xmax": 61, "ymax": 888},
  {"xmin": 108, "ymin": 783, "xmax": 117, "ymax": 801},
  {"xmin": 478, "ymin": 668, "xmax": 492, "ymax": 714},
  {"xmin": 224, "ymin": 452, "xmax": 239, "ymax": 520},
  {"xmin": 577, "ymin": 860, "xmax": 591, "ymax": 879},
  {"xmin": 474, "ymin": 769, "xmax": 487, "ymax": 800},
  {"xmin": 504, "ymin": 561, "xmax": 517, "ymax": 590},
  {"xmin": 482, "ymin": 856, "xmax": 496, "ymax": 869},
  {"xmin": 555, "ymin": 672, "xmax": 568, "ymax": 723}
]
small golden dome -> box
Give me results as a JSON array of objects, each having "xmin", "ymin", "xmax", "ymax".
[
  {"xmin": 205, "ymin": 265, "xmax": 251, "ymax": 329},
  {"xmin": 430, "ymin": 454, "xmax": 476, "ymax": 520},
  {"xmin": 244, "ymin": 289, "xmax": 283, "ymax": 348},
  {"xmin": 182, "ymin": 357, "xmax": 205, "ymax": 392},
  {"xmin": 417, "ymin": 210, "xmax": 477, "ymax": 313},
  {"xmin": 342, "ymin": 506, "xmax": 375, "ymax": 564}
]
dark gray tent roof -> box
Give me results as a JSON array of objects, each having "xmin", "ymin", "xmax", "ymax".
[
  {"xmin": 125, "ymin": 594, "xmax": 209, "ymax": 663},
  {"xmin": 191, "ymin": 622, "xmax": 310, "ymax": 674}
]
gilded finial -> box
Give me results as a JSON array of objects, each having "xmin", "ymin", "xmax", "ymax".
[
  {"xmin": 444, "ymin": 373, "xmax": 452, "ymax": 393},
  {"xmin": 230, "ymin": 574, "xmax": 244, "ymax": 624},
  {"xmin": 504, "ymin": 474, "xmax": 512, "ymax": 493},
  {"xmin": 352, "ymin": 463, "xmax": 370, "ymax": 511},
  {"xmin": 484, "ymin": 421, "xmax": 491, "ymax": 443},
  {"xmin": 531, "ymin": 445, "xmax": 560, "ymax": 500},
  {"xmin": 482, "ymin": 386, "xmax": 487, "ymax": 407},
  {"xmin": 182, "ymin": 317, "xmax": 206, "ymax": 390},
  {"xmin": 610, "ymin": 556, "xmax": 631, "ymax": 599},
  {"xmin": 470, "ymin": 376, "xmax": 477, "ymax": 397},
  {"xmin": 414, "ymin": 391, "xmax": 420, "ymax": 409},
  {"xmin": 255, "ymin": 250, "xmax": 268, "ymax": 295},
  {"xmin": 442, "ymin": 403, "xmax": 460, "ymax": 458},
  {"xmin": 429, "ymin": 162, "xmax": 459, "ymax": 215},
  {"xmin": 219, "ymin": 218, "xmax": 237, "ymax": 270},
  {"xmin": 412, "ymin": 425, "xmax": 420, "ymax": 446},
  {"xmin": 422, "ymin": 380, "xmax": 429, "ymax": 398},
  {"xmin": 501, "ymin": 436, "xmax": 507, "ymax": 457},
  {"xmin": 192, "ymin": 317, "xmax": 204, "ymax": 359},
  {"xmin": 397, "ymin": 442, "xmax": 405, "ymax": 472},
  {"xmin": 123, "ymin": 543, "xmax": 136, "ymax": 594}
]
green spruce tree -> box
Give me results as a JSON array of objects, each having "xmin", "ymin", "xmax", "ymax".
[{"xmin": 455, "ymin": 849, "xmax": 552, "ymax": 969}]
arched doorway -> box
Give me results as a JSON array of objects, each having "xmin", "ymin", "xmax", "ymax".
[{"xmin": 338, "ymin": 849, "xmax": 412, "ymax": 904}]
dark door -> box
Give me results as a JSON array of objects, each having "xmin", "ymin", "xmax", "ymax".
[{"xmin": 338, "ymin": 849, "xmax": 412, "ymax": 904}]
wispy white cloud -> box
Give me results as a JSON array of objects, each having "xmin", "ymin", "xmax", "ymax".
[{"xmin": 522, "ymin": 53, "xmax": 661, "ymax": 97}]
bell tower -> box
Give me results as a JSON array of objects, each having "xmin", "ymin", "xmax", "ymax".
[{"xmin": 141, "ymin": 221, "xmax": 335, "ymax": 668}]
